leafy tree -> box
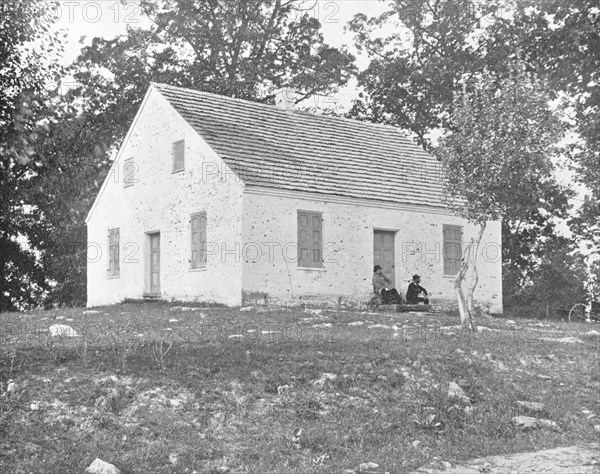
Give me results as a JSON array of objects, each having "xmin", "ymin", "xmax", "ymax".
[
  {"xmin": 348, "ymin": 0, "xmax": 506, "ymax": 147},
  {"xmin": 437, "ymin": 68, "xmax": 569, "ymax": 329},
  {"xmin": 515, "ymin": 0, "xmax": 600, "ymax": 261},
  {"xmin": 506, "ymin": 236, "xmax": 588, "ymax": 320},
  {"xmin": 0, "ymin": 0, "xmax": 64, "ymax": 310}
]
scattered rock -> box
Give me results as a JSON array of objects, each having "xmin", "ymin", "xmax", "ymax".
[
  {"xmin": 49, "ymin": 324, "xmax": 79, "ymax": 337},
  {"xmin": 541, "ymin": 336, "xmax": 584, "ymax": 344},
  {"xmin": 85, "ymin": 458, "xmax": 121, "ymax": 474},
  {"xmin": 312, "ymin": 373, "xmax": 337, "ymax": 387},
  {"xmin": 512, "ymin": 416, "xmax": 560, "ymax": 431},
  {"xmin": 594, "ymin": 425, "xmax": 600, "ymax": 433},
  {"xmin": 357, "ymin": 461, "xmax": 380, "ymax": 472},
  {"xmin": 448, "ymin": 382, "xmax": 469, "ymax": 403},
  {"xmin": 585, "ymin": 330, "xmax": 600, "ymax": 336},
  {"xmin": 412, "ymin": 440, "xmax": 422, "ymax": 448},
  {"xmin": 305, "ymin": 308, "xmax": 323, "ymax": 315},
  {"xmin": 239, "ymin": 306, "xmax": 254, "ymax": 312},
  {"xmin": 516, "ymin": 401, "xmax": 546, "ymax": 416},
  {"xmin": 368, "ymin": 324, "xmax": 390, "ymax": 329},
  {"xmin": 169, "ymin": 453, "xmax": 178, "ymax": 465}
]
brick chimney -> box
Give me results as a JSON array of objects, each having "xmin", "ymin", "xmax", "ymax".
[{"xmin": 275, "ymin": 88, "xmax": 296, "ymax": 111}]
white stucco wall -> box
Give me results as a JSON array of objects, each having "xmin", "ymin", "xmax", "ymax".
[
  {"xmin": 241, "ymin": 189, "xmax": 503, "ymax": 313},
  {"xmin": 86, "ymin": 87, "xmax": 244, "ymax": 307}
]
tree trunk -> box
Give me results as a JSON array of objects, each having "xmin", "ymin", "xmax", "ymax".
[
  {"xmin": 454, "ymin": 222, "xmax": 486, "ymax": 331},
  {"xmin": 466, "ymin": 222, "xmax": 486, "ymax": 319},
  {"xmin": 454, "ymin": 258, "xmax": 469, "ymax": 328}
]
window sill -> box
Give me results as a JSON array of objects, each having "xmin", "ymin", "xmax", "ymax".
[
  {"xmin": 189, "ymin": 267, "xmax": 207, "ymax": 272},
  {"xmin": 298, "ymin": 266, "xmax": 326, "ymax": 272},
  {"xmin": 172, "ymin": 169, "xmax": 184, "ymax": 174},
  {"xmin": 107, "ymin": 275, "xmax": 120, "ymax": 279},
  {"xmin": 443, "ymin": 274, "xmax": 458, "ymax": 278}
]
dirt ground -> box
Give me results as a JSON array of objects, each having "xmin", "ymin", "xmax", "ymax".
[{"xmin": 413, "ymin": 443, "xmax": 600, "ymax": 473}]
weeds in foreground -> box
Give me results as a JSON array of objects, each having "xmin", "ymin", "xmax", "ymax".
[{"xmin": 150, "ymin": 340, "xmax": 173, "ymax": 370}]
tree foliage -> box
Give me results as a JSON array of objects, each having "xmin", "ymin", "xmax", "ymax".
[
  {"xmin": 348, "ymin": 0, "xmax": 507, "ymax": 147},
  {"xmin": 0, "ymin": 0, "xmax": 64, "ymax": 310},
  {"xmin": 516, "ymin": 0, "xmax": 600, "ymax": 263}
]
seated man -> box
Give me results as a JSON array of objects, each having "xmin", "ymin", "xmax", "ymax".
[
  {"xmin": 406, "ymin": 274, "xmax": 429, "ymax": 304},
  {"xmin": 372, "ymin": 265, "xmax": 403, "ymax": 304}
]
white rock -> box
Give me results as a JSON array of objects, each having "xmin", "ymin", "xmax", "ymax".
[
  {"xmin": 305, "ymin": 308, "xmax": 323, "ymax": 315},
  {"xmin": 512, "ymin": 416, "xmax": 539, "ymax": 430},
  {"xmin": 169, "ymin": 318, "xmax": 179, "ymax": 323},
  {"xmin": 169, "ymin": 453, "xmax": 178, "ymax": 465},
  {"xmin": 348, "ymin": 321, "xmax": 364, "ymax": 326},
  {"xmin": 594, "ymin": 425, "xmax": 600, "ymax": 433},
  {"xmin": 240, "ymin": 306, "xmax": 254, "ymax": 312},
  {"xmin": 312, "ymin": 373, "xmax": 337, "ymax": 387},
  {"xmin": 228, "ymin": 334, "xmax": 243, "ymax": 339},
  {"xmin": 512, "ymin": 416, "xmax": 560, "ymax": 431},
  {"xmin": 368, "ymin": 324, "xmax": 390, "ymax": 329},
  {"xmin": 448, "ymin": 382, "xmax": 469, "ymax": 403},
  {"xmin": 85, "ymin": 458, "xmax": 121, "ymax": 474},
  {"xmin": 506, "ymin": 320, "xmax": 517, "ymax": 325},
  {"xmin": 49, "ymin": 324, "xmax": 79, "ymax": 338},
  {"xmin": 586, "ymin": 330, "xmax": 600, "ymax": 335},
  {"xmin": 541, "ymin": 337, "xmax": 583, "ymax": 344},
  {"xmin": 313, "ymin": 323, "xmax": 333, "ymax": 328},
  {"xmin": 357, "ymin": 462, "xmax": 380, "ymax": 472},
  {"xmin": 516, "ymin": 401, "xmax": 546, "ymax": 415},
  {"xmin": 412, "ymin": 440, "xmax": 422, "ymax": 448},
  {"xmin": 83, "ymin": 310, "xmax": 100, "ymax": 314}
]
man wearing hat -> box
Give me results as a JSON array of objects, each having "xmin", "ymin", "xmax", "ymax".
[
  {"xmin": 406, "ymin": 275, "xmax": 429, "ymax": 305},
  {"xmin": 373, "ymin": 265, "xmax": 403, "ymax": 304}
]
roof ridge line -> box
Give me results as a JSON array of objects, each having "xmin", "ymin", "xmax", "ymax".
[{"xmin": 151, "ymin": 82, "xmax": 419, "ymax": 141}]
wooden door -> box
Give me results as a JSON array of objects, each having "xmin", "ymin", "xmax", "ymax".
[
  {"xmin": 374, "ymin": 230, "xmax": 395, "ymax": 288},
  {"xmin": 150, "ymin": 233, "xmax": 160, "ymax": 295}
]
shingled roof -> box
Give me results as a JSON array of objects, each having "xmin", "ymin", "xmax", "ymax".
[{"xmin": 153, "ymin": 83, "xmax": 445, "ymax": 208}]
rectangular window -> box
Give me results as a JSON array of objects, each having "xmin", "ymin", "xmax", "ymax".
[
  {"xmin": 298, "ymin": 211, "xmax": 323, "ymax": 268},
  {"xmin": 108, "ymin": 228, "xmax": 120, "ymax": 277},
  {"xmin": 191, "ymin": 212, "xmax": 207, "ymax": 269},
  {"xmin": 173, "ymin": 140, "xmax": 185, "ymax": 173},
  {"xmin": 443, "ymin": 225, "xmax": 462, "ymax": 275},
  {"xmin": 123, "ymin": 157, "xmax": 137, "ymax": 188}
]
